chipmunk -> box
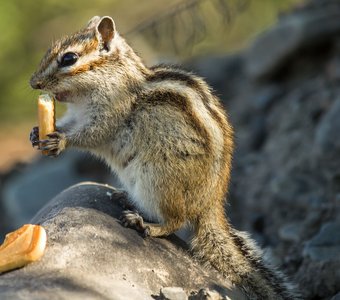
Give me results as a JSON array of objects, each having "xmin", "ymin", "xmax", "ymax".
[{"xmin": 29, "ymin": 16, "xmax": 300, "ymax": 299}]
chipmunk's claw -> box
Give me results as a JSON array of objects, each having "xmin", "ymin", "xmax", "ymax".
[
  {"xmin": 120, "ymin": 210, "xmax": 149, "ymax": 237},
  {"xmin": 38, "ymin": 131, "xmax": 66, "ymax": 157},
  {"xmin": 29, "ymin": 126, "xmax": 39, "ymax": 147},
  {"xmin": 142, "ymin": 226, "xmax": 151, "ymax": 238}
]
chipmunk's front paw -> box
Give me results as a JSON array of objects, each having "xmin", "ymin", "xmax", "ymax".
[
  {"xmin": 30, "ymin": 126, "xmax": 39, "ymax": 147},
  {"xmin": 39, "ymin": 131, "xmax": 67, "ymax": 157},
  {"xmin": 120, "ymin": 210, "xmax": 150, "ymax": 237}
]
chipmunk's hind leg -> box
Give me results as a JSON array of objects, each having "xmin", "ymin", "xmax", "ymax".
[{"xmin": 120, "ymin": 210, "xmax": 185, "ymax": 238}]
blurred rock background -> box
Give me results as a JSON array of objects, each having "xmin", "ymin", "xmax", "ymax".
[{"xmin": 1, "ymin": 0, "xmax": 339, "ymax": 299}]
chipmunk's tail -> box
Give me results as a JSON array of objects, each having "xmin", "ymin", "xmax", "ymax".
[{"xmin": 191, "ymin": 212, "xmax": 301, "ymax": 299}]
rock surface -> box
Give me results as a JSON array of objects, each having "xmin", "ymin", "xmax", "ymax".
[
  {"xmin": 160, "ymin": 287, "xmax": 187, "ymax": 300},
  {"xmin": 0, "ymin": 182, "xmax": 244, "ymax": 300},
  {"xmin": 0, "ymin": 150, "xmax": 116, "ymax": 233},
  {"xmin": 245, "ymin": 0, "xmax": 340, "ymax": 79},
  {"xmin": 314, "ymin": 97, "xmax": 340, "ymax": 167},
  {"xmin": 303, "ymin": 221, "xmax": 340, "ymax": 262},
  {"xmin": 332, "ymin": 292, "xmax": 340, "ymax": 300}
]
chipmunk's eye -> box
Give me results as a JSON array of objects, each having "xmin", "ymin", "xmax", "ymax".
[{"xmin": 59, "ymin": 52, "xmax": 78, "ymax": 68}]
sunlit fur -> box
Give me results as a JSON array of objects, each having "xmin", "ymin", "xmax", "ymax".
[{"xmin": 30, "ymin": 16, "xmax": 300, "ymax": 299}]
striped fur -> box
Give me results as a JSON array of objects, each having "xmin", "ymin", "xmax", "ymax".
[{"xmin": 30, "ymin": 16, "xmax": 300, "ymax": 299}]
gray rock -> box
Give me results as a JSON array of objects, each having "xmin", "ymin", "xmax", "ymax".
[
  {"xmin": 331, "ymin": 292, "xmax": 340, "ymax": 300},
  {"xmin": 315, "ymin": 98, "xmax": 340, "ymax": 163},
  {"xmin": 296, "ymin": 259, "xmax": 340, "ymax": 299},
  {"xmin": 245, "ymin": 6, "xmax": 340, "ymax": 79},
  {"xmin": 2, "ymin": 150, "xmax": 117, "ymax": 229},
  {"xmin": 160, "ymin": 287, "xmax": 187, "ymax": 300},
  {"xmin": 252, "ymin": 85, "xmax": 284, "ymax": 112},
  {"xmin": 0, "ymin": 182, "xmax": 245, "ymax": 300},
  {"xmin": 190, "ymin": 288, "xmax": 229, "ymax": 300},
  {"xmin": 279, "ymin": 222, "xmax": 303, "ymax": 243},
  {"xmin": 303, "ymin": 221, "xmax": 340, "ymax": 262},
  {"xmin": 269, "ymin": 172, "xmax": 312, "ymax": 204}
]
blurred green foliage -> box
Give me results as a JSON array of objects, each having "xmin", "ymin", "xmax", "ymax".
[{"xmin": 0, "ymin": 0, "xmax": 302, "ymax": 124}]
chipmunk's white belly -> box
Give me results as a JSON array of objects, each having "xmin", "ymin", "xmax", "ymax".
[
  {"xmin": 118, "ymin": 162, "xmax": 164, "ymax": 223},
  {"xmin": 91, "ymin": 147, "xmax": 164, "ymax": 223}
]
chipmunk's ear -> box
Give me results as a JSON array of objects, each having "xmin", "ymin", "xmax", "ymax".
[
  {"xmin": 86, "ymin": 16, "xmax": 101, "ymax": 29},
  {"xmin": 96, "ymin": 16, "xmax": 116, "ymax": 51}
]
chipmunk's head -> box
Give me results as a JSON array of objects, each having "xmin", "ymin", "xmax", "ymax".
[{"xmin": 30, "ymin": 16, "xmax": 120, "ymax": 102}]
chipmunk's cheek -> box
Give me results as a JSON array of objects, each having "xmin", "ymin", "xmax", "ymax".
[{"xmin": 55, "ymin": 91, "xmax": 71, "ymax": 102}]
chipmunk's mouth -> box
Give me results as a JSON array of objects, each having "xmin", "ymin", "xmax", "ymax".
[{"xmin": 54, "ymin": 91, "xmax": 71, "ymax": 102}]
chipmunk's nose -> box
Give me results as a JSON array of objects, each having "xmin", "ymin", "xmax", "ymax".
[{"xmin": 30, "ymin": 78, "xmax": 44, "ymax": 90}]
